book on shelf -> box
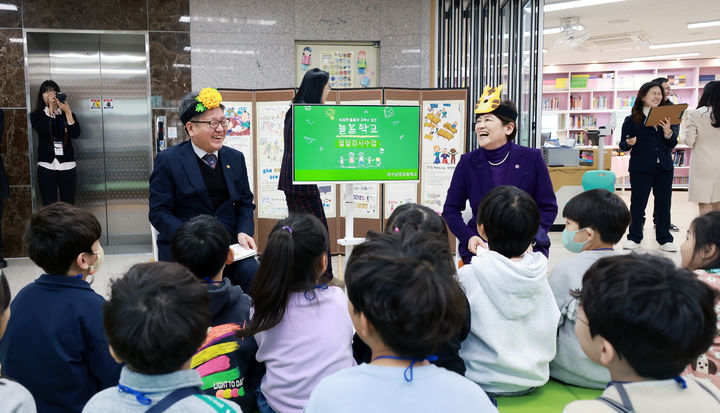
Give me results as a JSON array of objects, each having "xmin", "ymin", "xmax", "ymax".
[
  {"xmin": 672, "ymin": 150, "xmax": 686, "ymax": 167},
  {"xmin": 592, "ymin": 96, "xmax": 608, "ymax": 109},
  {"xmin": 543, "ymin": 97, "xmax": 560, "ymax": 110},
  {"xmin": 571, "ymin": 74, "xmax": 589, "ymax": 88},
  {"xmin": 570, "ymin": 95, "xmax": 584, "ymax": 110},
  {"xmin": 569, "ymin": 114, "xmax": 597, "ymax": 129},
  {"xmin": 673, "ymin": 177, "xmax": 689, "ymax": 185},
  {"xmin": 617, "ymin": 96, "xmax": 636, "ymax": 108}
]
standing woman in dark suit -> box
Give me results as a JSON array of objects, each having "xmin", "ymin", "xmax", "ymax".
[
  {"xmin": 278, "ymin": 68, "xmax": 333, "ymax": 280},
  {"xmin": 443, "ymin": 87, "xmax": 558, "ymax": 265},
  {"xmin": 620, "ymin": 82, "xmax": 678, "ymax": 252},
  {"xmin": 30, "ymin": 80, "xmax": 81, "ymax": 206}
]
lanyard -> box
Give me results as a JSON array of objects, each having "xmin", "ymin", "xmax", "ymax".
[
  {"xmin": 304, "ymin": 283, "xmax": 329, "ymax": 301},
  {"xmin": 118, "ymin": 383, "xmax": 153, "ymax": 405},
  {"xmin": 591, "ymin": 248, "xmax": 614, "ymax": 251},
  {"xmin": 372, "ymin": 355, "xmax": 439, "ymax": 382}
]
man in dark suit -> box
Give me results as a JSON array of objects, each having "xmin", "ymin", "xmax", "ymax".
[{"xmin": 149, "ymin": 89, "xmax": 258, "ymax": 291}]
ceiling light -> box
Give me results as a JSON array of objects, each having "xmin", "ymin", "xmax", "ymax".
[
  {"xmin": 9, "ymin": 38, "xmax": 23, "ymax": 43},
  {"xmin": 650, "ymin": 38, "xmax": 720, "ymax": 49},
  {"xmin": 621, "ymin": 52, "xmax": 700, "ymax": 62},
  {"xmin": 0, "ymin": 3, "xmax": 18, "ymax": 10},
  {"xmin": 544, "ymin": 0, "xmax": 626, "ymax": 12},
  {"xmin": 179, "ymin": 16, "xmax": 190, "ymax": 23},
  {"xmin": 543, "ymin": 25, "xmax": 584, "ymax": 35},
  {"xmin": 688, "ymin": 20, "xmax": 720, "ymax": 29}
]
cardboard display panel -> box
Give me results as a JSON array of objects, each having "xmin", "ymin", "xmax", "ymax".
[
  {"xmin": 253, "ymin": 89, "xmax": 294, "ymax": 252},
  {"xmin": 383, "ymin": 89, "xmax": 422, "ymax": 226},
  {"xmin": 336, "ymin": 89, "xmax": 384, "ymax": 252},
  {"xmin": 420, "ymin": 88, "xmax": 468, "ymax": 254}
]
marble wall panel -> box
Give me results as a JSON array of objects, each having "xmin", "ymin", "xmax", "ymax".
[
  {"xmin": 380, "ymin": 0, "xmax": 424, "ymax": 37},
  {"xmin": 191, "ymin": 33, "xmax": 295, "ymax": 89},
  {"xmin": 23, "ymin": 0, "xmax": 147, "ymax": 30},
  {"xmin": 1, "ymin": 109, "xmax": 30, "ymax": 187},
  {"xmin": 0, "ymin": 29, "xmax": 26, "ymax": 108},
  {"xmin": 294, "ymin": 0, "xmax": 382, "ymax": 41},
  {"xmin": 150, "ymin": 32, "xmax": 191, "ymax": 109},
  {"xmin": 0, "ymin": 0, "xmax": 21, "ymax": 28},
  {"xmin": 149, "ymin": 0, "xmax": 190, "ymax": 32},
  {"xmin": 2, "ymin": 185, "xmax": 31, "ymax": 257},
  {"xmin": 190, "ymin": 0, "xmax": 294, "ymax": 34},
  {"xmin": 380, "ymin": 44, "xmax": 423, "ymax": 88}
]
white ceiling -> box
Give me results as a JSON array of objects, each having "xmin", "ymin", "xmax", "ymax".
[{"xmin": 542, "ymin": 0, "xmax": 720, "ymax": 65}]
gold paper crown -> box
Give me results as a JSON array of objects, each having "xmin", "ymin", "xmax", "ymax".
[
  {"xmin": 195, "ymin": 88, "xmax": 223, "ymax": 113},
  {"xmin": 474, "ymin": 85, "xmax": 504, "ymax": 114}
]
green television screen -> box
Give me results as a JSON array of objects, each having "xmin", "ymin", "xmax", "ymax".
[{"xmin": 292, "ymin": 104, "xmax": 420, "ymax": 183}]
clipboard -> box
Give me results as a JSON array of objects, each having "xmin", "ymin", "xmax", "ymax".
[{"xmin": 644, "ymin": 104, "xmax": 688, "ymax": 127}]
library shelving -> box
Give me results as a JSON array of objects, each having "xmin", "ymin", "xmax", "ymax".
[{"xmin": 541, "ymin": 59, "xmax": 720, "ymax": 189}]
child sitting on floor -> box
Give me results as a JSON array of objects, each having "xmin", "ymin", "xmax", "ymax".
[
  {"xmin": 0, "ymin": 271, "xmax": 36, "ymax": 412},
  {"xmin": 0, "ymin": 202, "xmax": 121, "ymax": 412},
  {"xmin": 458, "ymin": 186, "xmax": 560, "ymax": 396},
  {"xmin": 549, "ymin": 189, "xmax": 631, "ymax": 389},
  {"xmin": 83, "ymin": 262, "xmax": 242, "ymax": 412},
  {"xmin": 171, "ymin": 215, "xmax": 264, "ymax": 412},
  {"xmin": 680, "ymin": 211, "xmax": 720, "ymax": 389},
  {"xmin": 352, "ymin": 203, "xmax": 471, "ymax": 376},
  {"xmin": 237, "ymin": 214, "xmax": 355, "ymax": 413},
  {"xmin": 564, "ymin": 254, "xmax": 720, "ymax": 412},
  {"xmin": 306, "ymin": 230, "xmax": 497, "ymax": 412}
]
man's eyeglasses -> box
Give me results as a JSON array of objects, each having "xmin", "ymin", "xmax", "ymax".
[{"xmin": 191, "ymin": 119, "xmax": 229, "ymax": 129}]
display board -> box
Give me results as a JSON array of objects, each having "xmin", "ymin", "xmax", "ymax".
[
  {"xmin": 252, "ymin": 89, "xmax": 294, "ymax": 251},
  {"xmin": 383, "ymin": 89, "xmax": 422, "ymax": 222},
  {"xmin": 295, "ymin": 42, "xmax": 379, "ymax": 89},
  {"xmin": 292, "ymin": 104, "xmax": 420, "ymax": 183},
  {"xmin": 420, "ymin": 89, "xmax": 467, "ymax": 214}
]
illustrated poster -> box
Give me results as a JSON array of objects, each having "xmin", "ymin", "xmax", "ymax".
[
  {"xmin": 421, "ymin": 100, "xmax": 465, "ymax": 213},
  {"xmin": 256, "ymin": 102, "xmax": 290, "ymax": 219},
  {"xmin": 340, "ymin": 183, "xmax": 380, "ymax": 218},
  {"xmin": 318, "ymin": 184, "xmax": 337, "ymax": 219},
  {"xmin": 224, "ymin": 102, "xmax": 254, "ymax": 190},
  {"xmin": 322, "ymin": 51, "xmax": 353, "ymax": 88},
  {"xmin": 384, "ymin": 99, "xmax": 421, "ymax": 217}
]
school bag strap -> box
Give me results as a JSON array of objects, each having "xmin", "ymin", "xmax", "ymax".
[
  {"xmin": 595, "ymin": 382, "xmax": 634, "ymax": 413},
  {"xmin": 145, "ymin": 386, "xmax": 201, "ymax": 413}
]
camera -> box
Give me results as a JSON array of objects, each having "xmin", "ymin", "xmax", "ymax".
[{"xmin": 56, "ymin": 92, "xmax": 67, "ymax": 103}]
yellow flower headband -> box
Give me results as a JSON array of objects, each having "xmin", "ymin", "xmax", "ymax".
[{"xmin": 195, "ymin": 88, "xmax": 223, "ymax": 113}]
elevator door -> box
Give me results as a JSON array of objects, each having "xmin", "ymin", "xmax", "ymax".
[{"xmin": 27, "ymin": 32, "xmax": 151, "ymax": 245}]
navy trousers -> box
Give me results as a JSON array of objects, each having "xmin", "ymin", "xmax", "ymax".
[{"xmin": 628, "ymin": 164, "xmax": 674, "ymax": 244}]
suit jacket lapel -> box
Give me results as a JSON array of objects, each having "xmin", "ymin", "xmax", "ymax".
[
  {"xmin": 504, "ymin": 142, "xmax": 525, "ymax": 187},
  {"xmin": 471, "ymin": 149, "xmax": 493, "ymax": 195},
  {"xmin": 180, "ymin": 142, "xmax": 214, "ymax": 210},
  {"xmin": 219, "ymin": 147, "xmax": 239, "ymax": 201}
]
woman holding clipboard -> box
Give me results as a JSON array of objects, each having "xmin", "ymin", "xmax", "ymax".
[{"xmin": 620, "ymin": 81, "xmax": 679, "ymax": 252}]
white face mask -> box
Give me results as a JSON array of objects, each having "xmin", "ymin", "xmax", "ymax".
[{"xmin": 89, "ymin": 245, "xmax": 104, "ymax": 276}]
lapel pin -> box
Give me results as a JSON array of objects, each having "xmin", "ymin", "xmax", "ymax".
[
  {"xmin": 515, "ymin": 164, "xmax": 519, "ymax": 169},
  {"xmin": 226, "ymin": 164, "xmax": 230, "ymax": 169}
]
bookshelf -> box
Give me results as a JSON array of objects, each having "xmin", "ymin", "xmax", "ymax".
[{"xmin": 541, "ymin": 59, "xmax": 720, "ymax": 190}]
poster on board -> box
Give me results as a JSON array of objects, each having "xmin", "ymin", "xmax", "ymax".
[
  {"xmin": 421, "ymin": 100, "xmax": 465, "ymax": 213},
  {"xmin": 322, "ymin": 51, "xmax": 353, "ymax": 89},
  {"xmin": 256, "ymin": 102, "xmax": 290, "ymax": 219},
  {"xmin": 340, "ymin": 183, "xmax": 379, "ymax": 218},
  {"xmin": 224, "ymin": 102, "xmax": 254, "ymax": 190},
  {"xmin": 384, "ymin": 99, "xmax": 421, "ymax": 218},
  {"xmin": 319, "ymin": 184, "xmax": 337, "ymax": 219}
]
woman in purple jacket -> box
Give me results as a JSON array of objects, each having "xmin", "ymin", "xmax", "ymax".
[{"xmin": 442, "ymin": 97, "xmax": 558, "ymax": 265}]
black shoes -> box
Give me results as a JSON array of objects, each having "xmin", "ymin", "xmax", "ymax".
[{"xmin": 0, "ymin": 257, "xmax": 7, "ymax": 269}]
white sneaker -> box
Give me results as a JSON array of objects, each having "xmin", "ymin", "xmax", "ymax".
[
  {"xmin": 659, "ymin": 242, "xmax": 677, "ymax": 252},
  {"xmin": 623, "ymin": 240, "xmax": 641, "ymax": 250}
]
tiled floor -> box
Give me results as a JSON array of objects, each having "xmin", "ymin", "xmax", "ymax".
[{"xmin": 2, "ymin": 190, "xmax": 699, "ymax": 300}]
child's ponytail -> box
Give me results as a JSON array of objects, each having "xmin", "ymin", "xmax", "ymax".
[{"xmin": 238, "ymin": 214, "xmax": 329, "ymax": 337}]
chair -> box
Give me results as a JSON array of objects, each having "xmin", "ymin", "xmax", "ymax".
[{"xmin": 582, "ymin": 170, "xmax": 616, "ymax": 193}]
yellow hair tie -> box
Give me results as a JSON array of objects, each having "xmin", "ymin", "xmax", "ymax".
[{"xmin": 195, "ymin": 88, "xmax": 223, "ymax": 113}]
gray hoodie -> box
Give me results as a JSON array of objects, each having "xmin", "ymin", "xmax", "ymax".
[{"xmin": 458, "ymin": 249, "xmax": 560, "ymax": 394}]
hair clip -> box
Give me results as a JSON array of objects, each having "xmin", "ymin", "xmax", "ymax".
[
  {"xmin": 282, "ymin": 225, "xmax": 293, "ymax": 234},
  {"xmin": 394, "ymin": 227, "xmax": 400, "ymax": 232}
]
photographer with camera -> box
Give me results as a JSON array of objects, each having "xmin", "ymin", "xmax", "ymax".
[{"xmin": 30, "ymin": 80, "xmax": 81, "ymax": 206}]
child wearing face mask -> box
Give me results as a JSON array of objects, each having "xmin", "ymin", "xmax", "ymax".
[
  {"xmin": 0, "ymin": 202, "xmax": 120, "ymax": 412},
  {"xmin": 680, "ymin": 211, "xmax": 720, "ymax": 389},
  {"xmin": 548, "ymin": 189, "xmax": 631, "ymax": 389}
]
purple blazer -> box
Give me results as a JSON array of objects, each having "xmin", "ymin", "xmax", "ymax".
[{"xmin": 442, "ymin": 141, "xmax": 558, "ymax": 264}]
